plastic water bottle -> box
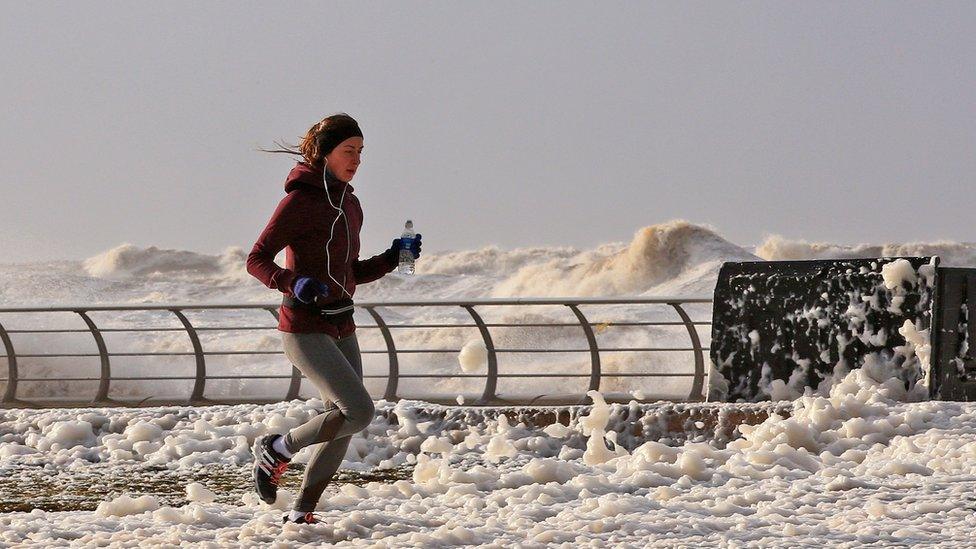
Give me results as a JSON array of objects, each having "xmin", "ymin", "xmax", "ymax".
[{"xmin": 398, "ymin": 220, "xmax": 416, "ymax": 275}]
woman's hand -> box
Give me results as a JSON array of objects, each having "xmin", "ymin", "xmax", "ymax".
[
  {"xmin": 292, "ymin": 276, "xmax": 329, "ymax": 304},
  {"xmin": 391, "ymin": 234, "xmax": 423, "ymax": 259}
]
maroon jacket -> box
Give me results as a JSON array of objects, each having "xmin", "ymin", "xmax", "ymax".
[{"xmin": 247, "ymin": 162, "xmax": 396, "ymax": 335}]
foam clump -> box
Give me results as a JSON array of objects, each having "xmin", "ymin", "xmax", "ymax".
[
  {"xmin": 27, "ymin": 420, "xmax": 96, "ymax": 452},
  {"xmin": 458, "ymin": 340, "xmax": 488, "ymax": 373},
  {"xmin": 542, "ymin": 422, "xmax": 573, "ymax": 438},
  {"xmin": 185, "ymin": 482, "xmax": 217, "ymax": 503},
  {"xmin": 523, "ymin": 457, "xmax": 580, "ymax": 484},
  {"xmin": 579, "ymin": 390, "xmax": 628, "ymax": 465},
  {"xmin": 881, "ymin": 258, "xmax": 918, "ymax": 290},
  {"xmin": 484, "ymin": 415, "xmax": 519, "ymax": 464},
  {"xmin": 578, "ymin": 391, "xmax": 611, "ymax": 437},
  {"xmin": 124, "ymin": 421, "xmax": 163, "ymax": 443},
  {"xmin": 95, "ymin": 494, "xmax": 160, "ymax": 517},
  {"xmin": 420, "ymin": 435, "xmax": 454, "ymax": 455}
]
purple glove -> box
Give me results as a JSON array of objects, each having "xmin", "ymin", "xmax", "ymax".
[
  {"xmin": 392, "ymin": 233, "xmax": 423, "ymax": 258},
  {"xmin": 292, "ymin": 276, "xmax": 328, "ymax": 304}
]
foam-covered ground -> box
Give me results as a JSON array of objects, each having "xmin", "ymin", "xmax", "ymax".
[{"xmin": 3, "ymin": 363, "xmax": 976, "ymax": 547}]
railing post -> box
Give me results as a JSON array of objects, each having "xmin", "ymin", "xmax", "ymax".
[
  {"xmin": 76, "ymin": 311, "xmax": 112, "ymax": 404},
  {"xmin": 0, "ymin": 320, "xmax": 18, "ymax": 404},
  {"xmin": 364, "ymin": 306, "xmax": 400, "ymax": 401},
  {"xmin": 265, "ymin": 307, "xmax": 303, "ymax": 401},
  {"xmin": 670, "ymin": 303, "xmax": 706, "ymax": 401},
  {"xmin": 463, "ymin": 305, "xmax": 498, "ymax": 405},
  {"xmin": 567, "ymin": 304, "xmax": 600, "ymax": 405},
  {"xmin": 170, "ymin": 309, "xmax": 208, "ymax": 404}
]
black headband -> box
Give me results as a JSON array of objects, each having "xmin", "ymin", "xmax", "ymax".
[{"xmin": 317, "ymin": 123, "xmax": 364, "ymax": 158}]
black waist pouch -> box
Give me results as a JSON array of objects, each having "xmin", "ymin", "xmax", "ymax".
[{"xmin": 282, "ymin": 296, "xmax": 355, "ymax": 325}]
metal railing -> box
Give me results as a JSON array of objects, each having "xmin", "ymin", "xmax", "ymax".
[{"xmin": 0, "ymin": 297, "xmax": 712, "ymax": 407}]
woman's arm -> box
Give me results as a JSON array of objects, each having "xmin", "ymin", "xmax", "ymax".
[
  {"xmin": 352, "ymin": 247, "xmax": 397, "ymax": 285},
  {"xmin": 246, "ymin": 191, "xmax": 309, "ymax": 293}
]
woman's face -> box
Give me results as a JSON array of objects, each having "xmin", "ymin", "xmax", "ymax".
[{"xmin": 324, "ymin": 136, "xmax": 363, "ymax": 182}]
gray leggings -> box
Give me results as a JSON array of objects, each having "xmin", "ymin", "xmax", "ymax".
[{"xmin": 281, "ymin": 332, "xmax": 376, "ymax": 513}]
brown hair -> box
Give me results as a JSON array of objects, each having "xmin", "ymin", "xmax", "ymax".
[{"xmin": 261, "ymin": 113, "xmax": 362, "ymax": 169}]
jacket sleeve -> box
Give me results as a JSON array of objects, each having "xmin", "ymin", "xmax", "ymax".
[
  {"xmin": 246, "ymin": 192, "xmax": 308, "ymax": 294},
  {"xmin": 353, "ymin": 247, "xmax": 397, "ymax": 285}
]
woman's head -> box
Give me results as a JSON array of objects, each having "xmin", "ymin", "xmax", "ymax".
[
  {"xmin": 264, "ymin": 113, "xmax": 364, "ymax": 182},
  {"xmin": 321, "ymin": 135, "xmax": 363, "ymax": 183},
  {"xmin": 299, "ymin": 113, "xmax": 363, "ymax": 169}
]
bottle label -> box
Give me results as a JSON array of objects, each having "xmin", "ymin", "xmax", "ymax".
[{"xmin": 401, "ymin": 237, "xmax": 414, "ymax": 249}]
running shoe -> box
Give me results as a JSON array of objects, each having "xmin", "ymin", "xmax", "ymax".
[
  {"xmin": 253, "ymin": 434, "xmax": 290, "ymax": 504},
  {"xmin": 283, "ymin": 511, "xmax": 320, "ymax": 524}
]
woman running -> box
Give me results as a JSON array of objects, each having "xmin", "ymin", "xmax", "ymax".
[{"xmin": 246, "ymin": 113, "xmax": 422, "ymax": 524}]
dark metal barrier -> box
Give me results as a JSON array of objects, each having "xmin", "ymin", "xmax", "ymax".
[
  {"xmin": 931, "ymin": 268, "xmax": 976, "ymax": 400},
  {"xmin": 0, "ymin": 297, "xmax": 711, "ymax": 408},
  {"xmin": 711, "ymin": 258, "xmax": 936, "ymax": 402}
]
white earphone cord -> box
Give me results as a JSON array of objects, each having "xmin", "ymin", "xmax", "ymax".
[{"xmin": 322, "ymin": 159, "xmax": 354, "ymax": 300}]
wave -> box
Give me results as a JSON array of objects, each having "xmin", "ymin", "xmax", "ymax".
[
  {"xmin": 4, "ymin": 222, "xmax": 974, "ymax": 307},
  {"xmin": 756, "ymin": 235, "xmax": 976, "ymax": 267},
  {"xmin": 483, "ymin": 220, "xmax": 757, "ymax": 297},
  {"xmin": 59, "ymin": 220, "xmax": 757, "ymax": 303},
  {"xmin": 82, "ymin": 243, "xmax": 251, "ymax": 282}
]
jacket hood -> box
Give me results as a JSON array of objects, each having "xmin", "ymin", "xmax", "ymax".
[{"xmin": 284, "ymin": 162, "xmax": 353, "ymax": 194}]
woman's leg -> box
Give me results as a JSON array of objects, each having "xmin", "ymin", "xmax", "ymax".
[
  {"xmin": 293, "ymin": 335, "xmax": 368, "ymax": 513},
  {"xmin": 281, "ymin": 333, "xmax": 374, "ymax": 448},
  {"xmin": 280, "ymin": 333, "xmax": 374, "ymax": 513}
]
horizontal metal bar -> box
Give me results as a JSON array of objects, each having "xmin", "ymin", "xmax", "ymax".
[
  {"xmin": 2, "ymin": 346, "xmax": 700, "ymax": 359},
  {"xmin": 12, "ymin": 375, "xmax": 355, "ymax": 382},
  {"xmin": 8, "ymin": 374, "xmax": 467, "ymax": 382},
  {"xmin": 355, "ymin": 349, "xmax": 454, "ymax": 354},
  {"xmin": 13, "ymin": 376, "xmax": 297, "ymax": 382},
  {"xmin": 5, "ymin": 327, "xmax": 283, "ymax": 334},
  {"xmin": 8, "ymin": 353, "xmax": 118, "ymax": 358},
  {"xmin": 5, "ymin": 328, "xmax": 101, "ymax": 334},
  {"xmin": 108, "ymin": 326, "xmax": 276, "ymax": 332},
  {"xmin": 193, "ymin": 326, "xmax": 276, "ymax": 331},
  {"xmin": 493, "ymin": 347, "xmax": 697, "ymax": 353},
  {"xmin": 88, "ymin": 376, "xmax": 198, "ymax": 381},
  {"xmin": 356, "ymin": 298, "xmax": 713, "ymax": 307},
  {"xmin": 355, "ymin": 347, "xmax": 698, "ymax": 354},
  {"xmin": 582, "ymin": 321, "xmax": 712, "ymax": 327},
  {"xmin": 14, "ymin": 377, "xmax": 106, "ymax": 382},
  {"xmin": 362, "ymin": 321, "xmax": 711, "ymax": 329},
  {"xmin": 597, "ymin": 347, "xmax": 698, "ymax": 352},
  {"xmin": 10, "ymin": 353, "xmax": 154, "ymax": 358},
  {"xmin": 197, "ymin": 351, "xmax": 282, "ymax": 356},
  {"xmin": 5, "ymin": 321, "xmax": 711, "ymax": 335},
  {"xmin": 0, "ymin": 296, "xmax": 712, "ymax": 313},
  {"xmin": 14, "ymin": 347, "xmax": 692, "ymax": 361},
  {"xmin": 190, "ymin": 375, "xmax": 293, "ymax": 380},
  {"xmin": 3, "ymin": 351, "xmax": 286, "ymax": 358},
  {"xmin": 368, "ymin": 373, "xmax": 698, "ymax": 378},
  {"xmin": 9, "ymin": 371, "xmax": 697, "ymax": 383},
  {"xmin": 575, "ymin": 373, "xmax": 697, "ymax": 377}
]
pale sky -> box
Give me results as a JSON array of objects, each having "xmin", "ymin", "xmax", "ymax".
[{"xmin": 1, "ymin": 2, "xmax": 973, "ymax": 264}]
